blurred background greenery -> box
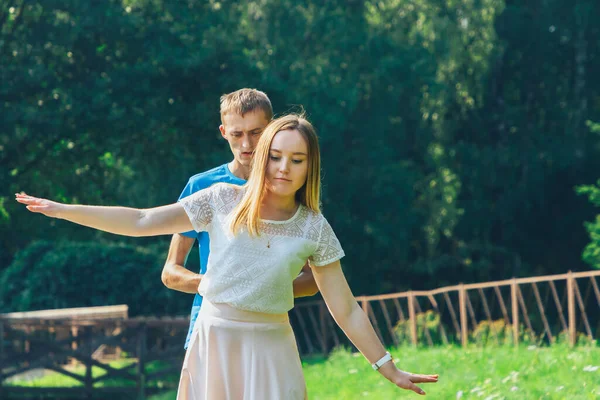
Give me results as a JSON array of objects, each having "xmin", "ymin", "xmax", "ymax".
[{"xmin": 2, "ymin": 0, "xmax": 600, "ymax": 315}]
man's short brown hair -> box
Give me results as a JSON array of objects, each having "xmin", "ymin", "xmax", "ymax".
[{"xmin": 220, "ymin": 88, "xmax": 273, "ymax": 122}]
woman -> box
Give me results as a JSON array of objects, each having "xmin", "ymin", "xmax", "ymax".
[{"xmin": 16, "ymin": 114, "xmax": 438, "ymax": 399}]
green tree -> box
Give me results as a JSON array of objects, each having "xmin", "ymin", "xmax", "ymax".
[
  {"xmin": 575, "ymin": 121, "xmax": 600, "ymax": 269},
  {"xmin": 3, "ymin": 0, "xmax": 600, "ymax": 305},
  {"xmin": 0, "ymin": 240, "xmax": 192, "ymax": 316}
]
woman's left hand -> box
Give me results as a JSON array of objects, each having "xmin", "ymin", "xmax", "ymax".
[{"xmin": 379, "ymin": 362, "xmax": 439, "ymax": 395}]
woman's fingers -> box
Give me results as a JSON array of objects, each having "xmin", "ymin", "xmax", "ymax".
[
  {"xmin": 411, "ymin": 374, "xmax": 439, "ymax": 383},
  {"xmin": 16, "ymin": 196, "xmax": 37, "ymax": 204},
  {"xmin": 404, "ymin": 381, "xmax": 426, "ymax": 395},
  {"xmin": 16, "ymin": 197, "xmax": 43, "ymax": 207},
  {"xmin": 15, "ymin": 194, "xmax": 51, "ymax": 214},
  {"xmin": 394, "ymin": 370, "xmax": 437, "ymax": 395},
  {"xmin": 26, "ymin": 205, "xmax": 45, "ymax": 213}
]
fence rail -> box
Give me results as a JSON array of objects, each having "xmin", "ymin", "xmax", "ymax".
[
  {"xmin": 1, "ymin": 270, "xmax": 599, "ymax": 398},
  {"xmin": 0, "ymin": 317, "xmax": 189, "ymax": 399},
  {"xmin": 290, "ymin": 270, "xmax": 600, "ymax": 354}
]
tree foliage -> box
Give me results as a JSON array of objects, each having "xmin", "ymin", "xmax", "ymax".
[
  {"xmin": 575, "ymin": 121, "xmax": 600, "ymax": 269},
  {"xmin": 0, "ymin": 240, "xmax": 189, "ymax": 316},
  {"xmin": 2, "ymin": 0, "xmax": 600, "ymax": 309}
]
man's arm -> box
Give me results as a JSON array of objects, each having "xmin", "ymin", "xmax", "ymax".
[
  {"xmin": 161, "ymin": 234, "xmax": 202, "ymax": 293},
  {"xmin": 292, "ymin": 262, "xmax": 319, "ymax": 298}
]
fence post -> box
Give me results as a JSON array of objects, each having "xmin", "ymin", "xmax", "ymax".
[
  {"xmin": 459, "ymin": 285, "xmax": 467, "ymax": 347},
  {"xmin": 24, "ymin": 326, "xmax": 30, "ymax": 355},
  {"xmin": 567, "ymin": 271, "xmax": 576, "ymax": 347},
  {"xmin": 84, "ymin": 327, "xmax": 93, "ymax": 400},
  {"xmin": 71, "ymin": 326, "xmax": 79, "ymax": 350},
  {"xmin": 408, "ymin": 292, "xmax": 417, "ymax": 346},
  {"xmin": 319, "ymin": 303, "xmax": 327, "ymax": 355},
  {"xmin": 511, "ymin": 279, "xmax": 519, "ymax": 347},
  {"xmin": 137, "ymin": 323, "xmax": 147, "ymax": 400}
]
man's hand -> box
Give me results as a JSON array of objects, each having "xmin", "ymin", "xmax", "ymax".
[
  {"xmin": 161, "ymin": 234, "xmax": 202, "ymax": 293},
  {"xmin": 292, "ymin": 262, "xmax": 319, "ymax": 298}
]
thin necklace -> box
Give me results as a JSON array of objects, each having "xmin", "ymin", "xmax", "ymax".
[{"xmin": 265, "ymin": 232, "xmax": 275, "ymax": 248}]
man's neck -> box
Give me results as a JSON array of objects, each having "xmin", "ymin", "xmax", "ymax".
[{"xmin": 228, "ymin": 160, "xmax": 251, "ymax": 180}]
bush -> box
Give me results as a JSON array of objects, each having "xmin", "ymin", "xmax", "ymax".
[
  {"xmin": 575, "ymin": 122, "xmax": 600, "ymax": 269},
  {"xmin": 394, "ymin": 310, "xmax": 443, "ymax": 345},
  {"xmin": 0, "ymin": 240, "xmax": 192, "ymax": 316},
  {"xmin": 575, "ymin": 179, "xmax": 600, "ymax": 269},
  {"xmin": 394, "ymin": 312, "xmax": 545, "ymax": 346}
]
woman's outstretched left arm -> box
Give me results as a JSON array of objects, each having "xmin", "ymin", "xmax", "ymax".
[
  {"xmin": 311, "ymin": 260, "xmax": 438, "ymax": 396},
  {"xmin": 15, "ymin": 193, "xmax": 193, "ymax": 237}
]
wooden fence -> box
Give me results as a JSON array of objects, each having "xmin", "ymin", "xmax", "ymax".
[
  {"xmin": 1, "ymin": 270, "xmax": 599, "ymax": 398},
  {"xmin": 290, "ymin": 270, "xmax": 600, "ymax": 354},
  {"xmin": 0, "ymin": 317, "xmax": 189, "ymax": 399}
]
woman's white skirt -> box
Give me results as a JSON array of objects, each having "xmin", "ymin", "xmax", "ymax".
[{"xmin": 176, "ymin": 300, "xmax": 307, "ymax": 400}]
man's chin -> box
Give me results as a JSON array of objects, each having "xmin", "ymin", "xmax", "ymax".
[{"xmin": 236, "ymin": 158, "xmax": 252, "ymax": 167}]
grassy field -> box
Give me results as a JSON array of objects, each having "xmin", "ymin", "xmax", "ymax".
[
  {"xmin": 149, "ymin": 344, "xmax": 600, "ymax": 400},
  {"xmin": 7, "ymin": 344, "xmax": 599, "ymax": 399}
]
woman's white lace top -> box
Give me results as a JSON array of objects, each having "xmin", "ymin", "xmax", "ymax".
[{"xmin": 180, "ymin": 182, "xmax": 345, "ymax": 314}]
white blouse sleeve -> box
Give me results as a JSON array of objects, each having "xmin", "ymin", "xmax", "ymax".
[
  {"xmin": 179, "ymin": 183, "xmax": 220, "ymax": 232},
  {"xmin": 309, "ymin": 215, "xmax": 345, "ymax": 267}
]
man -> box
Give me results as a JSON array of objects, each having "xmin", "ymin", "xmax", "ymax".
[{"xmin": 161, "ymin": 88, "xmax": 319, "ymax": 349}]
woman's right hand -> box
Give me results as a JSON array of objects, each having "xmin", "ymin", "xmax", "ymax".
[{"xmin": 15, "ymin": 193, "xmax": 66, "ymax": 219}]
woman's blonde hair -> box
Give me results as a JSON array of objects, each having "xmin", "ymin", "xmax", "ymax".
[{"xmin": 230, "ymin": 113, "xmax": 321, "ymax": 236}]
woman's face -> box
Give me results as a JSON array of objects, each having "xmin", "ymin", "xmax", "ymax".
[{"xmin": 265, "ymin": 129, "xmax": 309, "ymax": 199}]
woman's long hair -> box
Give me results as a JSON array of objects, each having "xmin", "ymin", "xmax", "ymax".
[{"xmin": 230, "ymin": 113, "xmax": 321, "ymax": 236}]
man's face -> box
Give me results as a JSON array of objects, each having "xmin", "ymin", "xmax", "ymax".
[{"xmin": 220, "ymin": 110, "xmax": 270, "ymax": 168}]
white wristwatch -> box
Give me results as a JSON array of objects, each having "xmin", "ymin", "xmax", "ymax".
[{"xmin": 371, "ymin": 351, "xmax": 393, "ymax": 371}]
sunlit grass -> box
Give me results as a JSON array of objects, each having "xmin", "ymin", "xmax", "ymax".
[
  {"xmin": 150, "ymin": 344, "xmax": 600, "ymax": 399},
  {"xmin": 9, "ymin": 345, "xmax": 600, "ymax": 399},
  {"xmin": 303, "ymin": 344, "xmax": 600, "ymax": 399}
]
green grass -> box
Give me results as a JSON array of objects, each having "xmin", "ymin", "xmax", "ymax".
[
  {"xmin": 149, "ymin": 344, "xmax": 600, "ymax": 400},
  {"xmin": 302, "ymin": 345, "xmax": 600, "ymax": 399},
  {"xmin": 9, "ymin": 345, "xmax": 600, "ymax": 399}
]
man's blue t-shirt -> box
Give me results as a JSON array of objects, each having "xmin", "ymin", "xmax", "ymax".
[{"xmin": 178, "ymin": 163, "xmax": 246, "ymax": 349}]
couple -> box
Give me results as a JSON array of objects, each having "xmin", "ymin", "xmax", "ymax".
[{"xmin": 16, "ymin": 89, "xmax": 438, "ymax": 399}]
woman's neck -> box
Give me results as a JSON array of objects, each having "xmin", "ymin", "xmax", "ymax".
[{"xmin": 261, "ymin": 192, "xmax": 298, "ymax": 220}]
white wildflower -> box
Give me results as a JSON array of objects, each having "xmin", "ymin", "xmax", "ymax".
[{"xmin": 502, "ymin": 371, "xmax": 519, "ymax": 384}]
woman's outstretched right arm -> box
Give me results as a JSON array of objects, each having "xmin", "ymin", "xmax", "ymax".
[{"xmin": 15, "ymin": 193, "xmax": 193, "ymax": 237}]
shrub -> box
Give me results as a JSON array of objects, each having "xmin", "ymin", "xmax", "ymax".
[{"xmin": 0, "ymin": 240, "xmax": 192, "ymax": 316}]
